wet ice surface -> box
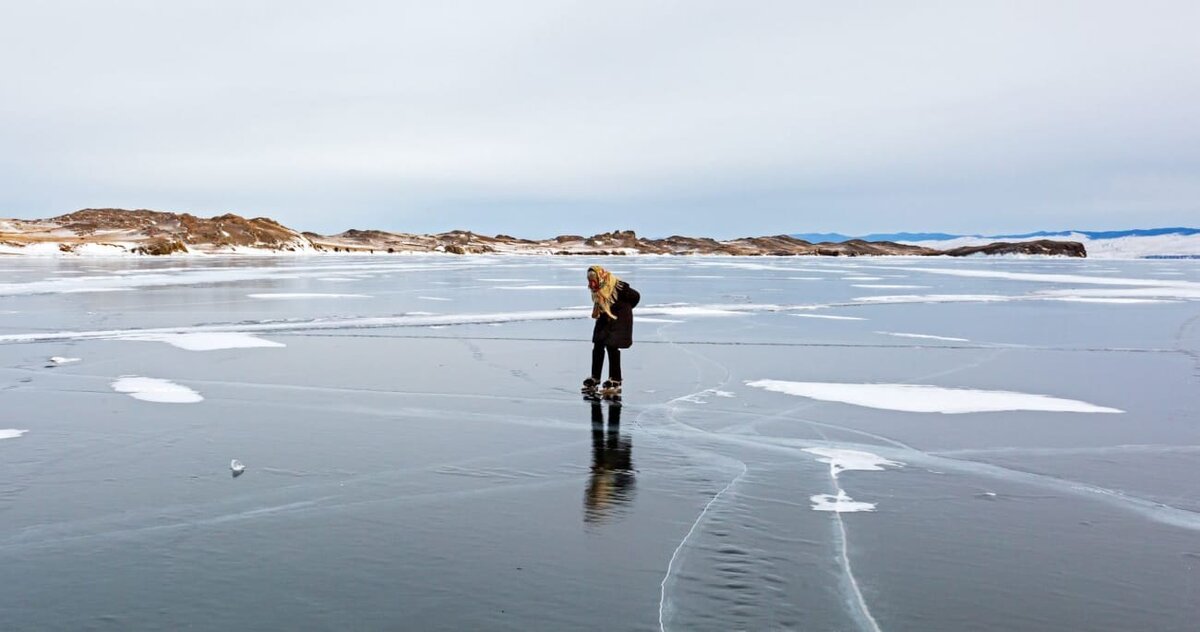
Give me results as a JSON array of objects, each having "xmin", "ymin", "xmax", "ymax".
[{"xmin": 2, "ymin": 255, "xmax": 1200, "ymax": 631}]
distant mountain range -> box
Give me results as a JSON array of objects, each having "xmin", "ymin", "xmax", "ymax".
[
  {"xmin": 791, "ymin": 227, "xmax": 1200, "ymax": 243},
  {"xmin": 788, "ymin": 228, "xmax": 1200, "ymax": 259},
  {"xmin": 3, "ymin": 208, "xmax": 1195, "ymax": 258},
  {"xmin": 0, "ymin": 208, "xmax": 1086, "ymax": 257}
]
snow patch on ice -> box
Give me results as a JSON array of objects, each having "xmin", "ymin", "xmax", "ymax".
[
  {"xmin": 854, "ymin": 294, "xmax": 1014, "ymax": 304},
  {"xmin": 417, "ymin": 296, "xmax": 452, "ymax": 301},
  {"xmin": 675, "ymin": 389, "xmax": 736, "ymax": 404},
  {"xmin": 804, "ymin": 447, "xmax": 903, "ymax": 477},
  {"xmin": 696, "ymin": 262, "xmax": 793, "ymax": 271},
  {"xmin": 875, "ymin": 331, "xmax": 970, "ymax": 342},
  {"xmin": 1034, "ymin": 286, "xmax": 1199, "ymax": 301},
  {"xmin": 0, "ymin": 429, "xmax": 29, "ymax": 441},
  {"xmin": 492, "ymin": 285, "xmax": 578, "ymax": 290},
  {"xmin": 0, "ymin": 303, "xmax": 803, "ymax": 346},
  {"xmin": 851, "ymin": 284, "xmax": 930, "ymax": 289},
  {"xmin": 1042, "ymin": 296, "xmax": 1178, "ymax": 304},
  {"xmin": 247, "ymin": 293, "xmax": 369, "ymax": 299},
  {"xmin": 114, "ymin": 332, "xmax": 285, "ymax": 351},
  {"xmin": 111, "ymin": 376, "xmax": 203, "ymax": 403},
  {"xmin": 647, "ymin": 305, "xmax": 744, "ymax": 317},
  {"xmin": 882, "ymin": 266, "xmax": 1200, "ymax": 292},
  {"xmin": 792, "ymin": 313, "xmax": 866, "ymax": 321},
  {"xmin": 746, "ymin": 380, "xmax": 1123, "ymax": 414},
  {"xmin": 810, "ymin": 491, "xmax": 876, "ymax": 513}
]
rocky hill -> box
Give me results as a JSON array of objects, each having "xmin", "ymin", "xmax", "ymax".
[
  {"xmin": 0, "ymin": 209, "xmax": 1087, "ymax": 257},
  {"xmin": 0, "ymin": 209, "xmax": 312, "ymax": 255}
]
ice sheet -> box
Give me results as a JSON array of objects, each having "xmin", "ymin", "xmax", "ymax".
[{"xmin": 2, "ymin": 254, "xmax": 1197, "ymax": 632}]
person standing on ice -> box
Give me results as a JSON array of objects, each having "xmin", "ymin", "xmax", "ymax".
[{"xmin": 582, "ymin": 265, "xmax": 640, "ymax": 398}]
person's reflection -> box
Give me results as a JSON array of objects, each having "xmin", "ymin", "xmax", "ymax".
[{"xmin": 584, "ymin": 401, "xmax": 636, "ymax": 523}]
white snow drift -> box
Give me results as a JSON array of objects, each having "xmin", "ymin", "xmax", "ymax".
[
  {"xmin": 804, "ymin": 448, "xmax": 904, "ymax": 477},
  {"xmin": 810, "ymin": 490, "xmax": 878, "ymax": 513},
  {"xmin": 111, "ymin": 377, "xmax": 204, "ymax": 403},
  {"xmin": 746, "ymin": 380, "xmax": 1122, "ymax": 414},
  {"xmin": 114, "ymin": 332, "xmax": 285, "ymax": 351}
]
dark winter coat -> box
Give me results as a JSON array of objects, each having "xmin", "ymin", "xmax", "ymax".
[{"xmin": 592, "ymin": 281, "xmax": 640, "ymax": 349}]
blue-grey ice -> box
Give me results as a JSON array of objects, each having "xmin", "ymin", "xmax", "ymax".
[{"xmin": 1, "ymin": 254, "xmax": 1198, "ymax": 632}]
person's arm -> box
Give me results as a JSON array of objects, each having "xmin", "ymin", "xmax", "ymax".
[{"xmin": 624, "ymin": 285, "xmax": 641, "ymax": 308}]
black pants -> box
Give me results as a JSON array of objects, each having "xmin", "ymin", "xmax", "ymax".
[{"xmin": 591, "ymin": 343, "xmax": 622, "ymax": 381}]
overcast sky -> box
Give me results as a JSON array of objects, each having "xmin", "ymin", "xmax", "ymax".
[{"xmin": 2, "ymin": 1, "xmax": 1197, "ymax": 237}]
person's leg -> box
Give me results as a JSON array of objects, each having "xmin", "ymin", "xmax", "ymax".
[
  {"xmin": 590, "ymin": 342, "xmax": 606, "ymax": 381},
  {"xmin": 607, "ymin": 346, "xmax": 622, "ymax": 382}
]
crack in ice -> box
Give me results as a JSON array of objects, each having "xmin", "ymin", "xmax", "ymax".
[{"xmin": 657, "ymin": 460, "xmax": 748, "ymax": 632}]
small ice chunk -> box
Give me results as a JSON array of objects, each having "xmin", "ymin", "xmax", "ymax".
[
  {"xmin": 231, "ymin": 459, "xmax": 246, "ymax": 476},
  {"xmin": 0, "ymin": 429, "xmax": 29, "ymax": 441},
  {"xmin": 49, "ymin": 356, "xmax": 81, "ymax": 364}
]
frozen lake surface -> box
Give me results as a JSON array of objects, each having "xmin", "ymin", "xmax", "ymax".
[{"xmin": 2, "ymin": 254, "xmax": 1199, "ymax": 630}]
